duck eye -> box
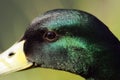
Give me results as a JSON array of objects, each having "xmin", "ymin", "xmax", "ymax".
[{"xmin": 43, "ymin": 31, "xmax": 58, "ymax": 42}]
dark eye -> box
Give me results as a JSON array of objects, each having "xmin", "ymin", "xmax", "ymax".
[{"xmin": 43, "ymin": 31, "xmax": 58, "ymax": 42}]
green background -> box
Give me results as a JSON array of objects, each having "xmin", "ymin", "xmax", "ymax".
[{"xmin": 0, "ymin": 0, "xmax": 120, "ymax": 80}]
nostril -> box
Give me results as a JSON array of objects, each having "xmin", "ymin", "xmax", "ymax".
[{"xmin": 8, "ymin": 52, "xmax": 15, "ymax": 57}]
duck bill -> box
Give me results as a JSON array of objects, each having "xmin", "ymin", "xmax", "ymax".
[{"xmin": 0, "ymin": 40, "xmax": 33, "ymax": 75}]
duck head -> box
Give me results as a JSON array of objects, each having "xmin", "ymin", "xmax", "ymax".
[{"xmin": 0, "ymin": 9, "xmax": 120, "ymax": 80}]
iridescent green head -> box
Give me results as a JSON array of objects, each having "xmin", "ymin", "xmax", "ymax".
[
  {"xmin": 22, "ymin": 9, "xmax": 120, "ymax": 79},
  {"xmin": 0, "ymin": 9, "xmax": 120, "ymax": 80}
]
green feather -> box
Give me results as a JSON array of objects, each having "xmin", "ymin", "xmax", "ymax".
[{"xmin": 22, "ymin": 9, "xmax": 120, "ymax": 80}]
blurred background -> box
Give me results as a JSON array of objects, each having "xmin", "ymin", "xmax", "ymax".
[{"xmin": 0, "ymin": 0, "xmax": 120, "ymax": 80}]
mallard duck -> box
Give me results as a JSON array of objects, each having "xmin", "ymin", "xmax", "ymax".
[{"xmin": 0, "ymin": 9, "xmax": 120, "ymax": 80}]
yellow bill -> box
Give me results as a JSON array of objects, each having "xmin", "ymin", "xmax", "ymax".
[{"xmin": 0, "ymin": 40, "xmax": 33, "ymax": 75}]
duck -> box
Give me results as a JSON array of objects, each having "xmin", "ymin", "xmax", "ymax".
[{"xmin": 0, "ymin": 9, "xmax": 120, "ymax": 80}]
